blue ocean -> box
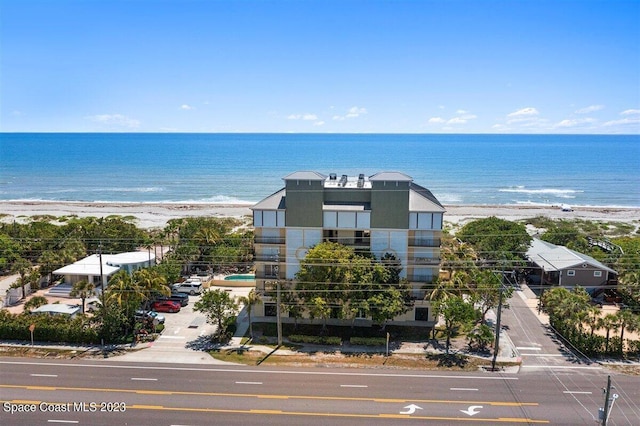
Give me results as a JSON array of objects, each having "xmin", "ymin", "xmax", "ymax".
[{"xmin": 1, "ymin": 133, "xmax": 638, "ymax": 207}]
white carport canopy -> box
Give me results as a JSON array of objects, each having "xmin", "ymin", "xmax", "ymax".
[{"xmin": 53, "ymin": 254, "xmax": 120, "ymax": 277}]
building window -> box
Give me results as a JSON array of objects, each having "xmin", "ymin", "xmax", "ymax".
[
  {"xmin": 264, "ymin": 304, "xmax": 277, "ymax": 317},
  {"xmin": 567, "ymin": 270, "xmax": 575, "ymax": 277},
  {"xmin": 594, "ymin": 271, "xmax": 602, "ymax": 277},
  {"xmin": 415, "ymin": 308, "xmax": 429, "ymax": 321}
]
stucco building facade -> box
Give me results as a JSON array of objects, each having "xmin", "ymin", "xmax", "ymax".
[{"xmin": 251, "ymin": 171, "xmax": 445, "ymax": 326}]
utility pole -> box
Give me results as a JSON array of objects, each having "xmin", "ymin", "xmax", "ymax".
[
  {"xmin": 491, "ymin": 283, "xmax": 503, "ymax": 371},
  {"xmin": 600, "ymin": 375, "xmax": 617, "ymax": 426},
  {"xmin": 276, "ymin": 281, "xmax": 282, "ymax": 346}
]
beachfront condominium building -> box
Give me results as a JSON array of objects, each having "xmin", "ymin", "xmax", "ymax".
[{"xmin": 251, "ymin": 171, "xmax": 445, "ymax": 326}]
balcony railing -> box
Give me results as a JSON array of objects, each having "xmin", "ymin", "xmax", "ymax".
[
  {"xmin": 412, "ymin": 257, "xmax": 441, "ymax": 265},
  {"xmin": 408, "ymin": 275, "xmax": 435, "ymax": 284},
  {"xmin": 255, "ymin": 236, "xmax": 285, "ymax": 245},
  {"xmin": 254, "ymin": 255, "xmax": 281, "ymax": 262},
  {"xmin": 409, "ymin": 238, "xmax": 441, "ymax": 247},
  {"xmin": 255, "ymin": 271, "xmax": 284, "ymax": 280}
]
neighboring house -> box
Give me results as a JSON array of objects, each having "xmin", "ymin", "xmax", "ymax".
[
  {"xmin": 526, "ymin": 238, "xmax": 617, "ymax": 294},
  {"xmin": 50, "ymin": 252, "xmax": 155, "ymax": 296},
  {"xmin": 252, "ymin": 171, "xmax": 445, "ymax": 326},
  {"xmin": 31, "ymin": 303, "xmax": 81, "ymax": 318}
]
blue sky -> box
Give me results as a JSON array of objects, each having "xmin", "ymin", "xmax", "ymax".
[{"xmin": 1, "ymin": 0, "xmax": 639, "ymax": 133}]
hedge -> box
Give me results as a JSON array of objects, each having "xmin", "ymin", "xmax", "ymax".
[
  {"xmin": 288, "ymin": 334, "xmax": 342, "ymax": 345},
  {"xmin": 349, "ymin": 337, "xmax": 387, "ymax": 346},
  {"xmin": 0, "ymin": 311, "xmax": 99, "ymax": 344}
]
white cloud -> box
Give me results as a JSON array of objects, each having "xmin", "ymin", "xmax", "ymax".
[
  {"xmin": 180, "ymin": 104, "xmax": 194, "ymax": 110},
  {"xmin": 554, "ymin": 118, "xmax": 596, "ymax": 128},
  {"xmin": 456, "ymin": 109, "xmax": 468, "ymax": 114},
  {"xmin": 603, "ymin": 117, "xmax": 640, "ymax": 127},
  {"xmin": 313, "ymin": 121, "xmax": 325, "ymax": 126},
  {"xmin": 86, "ymin": 114, "xmax": 140, "ymax": 128},
  {"xmin": 507, "ymin": 107, "xmax": 539, "ymax": 117},
  {"xmin": 447, "ymin": 117, "xmax": 467, "ymax": 124},
  {"xmin": 333, "ymin": 106, "xmax": 367, "ymax": 120},
  {"xmin": 287, "ymin": 113, "xmax": 318, "ymax": 121},
  {"xmin": 427, "ymin": 117, "xmax": 446, "ymax": 124},
  {"xmin": 620, "ymin": 109, "xmax": 640, "ymax": 116},
  {"xmin": 575, "ymin": 105, "xmax": 603, "ymax": 114}
]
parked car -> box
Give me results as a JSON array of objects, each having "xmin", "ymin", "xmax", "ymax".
[
  {"xmin": 172, "ymin": 281, "xmax": 203, "ymax": 295},
  {"xmin": 135, "ymin": 309, "xmax": 165, "ymax": 324},
  {"xmin": 151, "ymin": 300, "xmax": 181, "ymax": 313},
  {"xmin": 156, "ymin": 291, "xmax": 189, "ymax": 306}
]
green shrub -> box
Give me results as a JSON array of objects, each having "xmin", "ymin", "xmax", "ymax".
[
  {"xmin": 288, "ymin": 334, "xmax": 342, "ymax": 345},
  {"xmin": 349, "ymin": 337, "xmax": 387, "ymax": 346}
]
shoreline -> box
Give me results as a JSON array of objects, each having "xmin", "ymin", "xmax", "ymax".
[{"xmin": 1, "ymin": 201, "xmax": 638, "ymax": 230}]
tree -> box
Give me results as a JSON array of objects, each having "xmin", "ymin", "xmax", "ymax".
[
  {"xmin": 457, "ymin": 217, "xmax": 531, "ymax": 264},
  {"xmin": 11, "ymin": 257, "xmax": 33, "ymax": 299},
  {"xmin": 105, "ymin": 270, "xmax": 145, "ymax": 336},
  {"xmin": 70, "ymin": 280, "xmax": 95, "ymax": 314},
  {"xmin": 468, "ymin": 269, "xmax": 513, "ymax": 324},
  {"xmin": 433, "ymin": 296, "xmax": 477, "ymax": 354},
  {"xmin": 238, "ymin": 288, "xmax": 261, "ymax": 339},
  {"xmin": 308, "ymin": 296, "xmax": 331, "ymax": 331},
  {"xmin": 368, "ymin": 286, "xmax": 409, "ymax": 330},
  {"xmin": 133, "ymin": 268, "xmax": 169, "ymax": 310},
  {"xmin": 614, "ymin": 309, "xmax": 640, "ymax": 355},
  {"xmin": 598, "ymin": 313, "xmax": 619, "ymax": 354},
  {"xmin": 194, "ymin": 288, "xmax": 238, "ymax": 341},
  {"xmin": 23, "ymin": 295, "xmax": 49, "ymax": 313},
  {"xmin": 467, "ymin": 323, "xmax": 494, "ymax": 352}
]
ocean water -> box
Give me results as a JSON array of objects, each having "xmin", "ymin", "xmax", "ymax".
[{"xmin": 1, "ymin": 133, "xmax": 638, "ymax": 207}]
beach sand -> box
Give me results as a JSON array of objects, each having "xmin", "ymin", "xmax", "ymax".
[{"xmin": 1, "ymin": 201, "xmax": 638, "ymax": 230}]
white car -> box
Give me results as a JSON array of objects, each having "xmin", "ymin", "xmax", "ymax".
[
  {"xmin": 172, "ymin": 281, "xmax": 203, "ymax": 295},
  {"xmin": 86, "ymin": 299, "xmax": 102, "ymax": 312},
  {"xmin": 135, "ymin": 310, "xmax": 165, "ymax": 324}
]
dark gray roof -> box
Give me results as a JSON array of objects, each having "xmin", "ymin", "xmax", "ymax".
[
  {"xmin": 369, "ymin": 171, "xmax": 413, "ymax": 182},
  {"xmin": 283, "ymin": 171, "xmax": 327, "ymax": 181},
  {"xmin": 251, "ymin": 188, "xmax": 286, "ymax": 210},
  {"xmin": 409, "ymin": 183, "xmax": 445, "ymax": 211}
]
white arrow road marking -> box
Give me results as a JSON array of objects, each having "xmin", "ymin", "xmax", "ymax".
[
  {"xmin": 399, "ymin": 404, "xmax": 423, "ymax": 415},
  {"xmin": 460, "ymin": 405, "xmax": 483, "ymax": 416}
]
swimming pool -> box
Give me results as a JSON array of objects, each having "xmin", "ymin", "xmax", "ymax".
[{"xmin": 223, "ymin": 274, "xmax": 256, "ymax": 281}]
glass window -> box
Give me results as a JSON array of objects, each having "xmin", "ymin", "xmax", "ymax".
[
  {"xmin": 567, "ymin": 270, "xmax": 575, "ymax": 276},
  {"xmin": 415, "ymin": 308, "xmax": 429, "ymax": 321},
  {"xmin": 594, "ymin": 271, "xmax": 602, "ymax": 277}
]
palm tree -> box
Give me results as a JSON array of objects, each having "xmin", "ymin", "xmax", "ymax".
[
  {"xmin": 11, "ymin": 257, "xmax": 32, "ymax": 299},
  {"xmin": 133, "ymin": 269, "xmax": 169, "ymax": 310},
  {"xmin": 238, "ymin": 289, "xmax": 261, "ymax": 339},
  {"xmin": 70, "ymin": 280, "xmax": 95, "ymax": 314},
  {"xmin": 598, "ymin": 313, "xmax": 619, "ymax": 353},
  {"xmin": 615, "ymin": 309, "xmax": 640, "ymax": 355},
  {"xmin": 106, "ymin": 270, "xmax": 145, "ymax": 312}
]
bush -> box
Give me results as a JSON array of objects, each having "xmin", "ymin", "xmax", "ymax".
[
  {"xmin": 350, "ymin": 337, "xmax": 387, "ymax": 346},
  {"xmin": 288, "ymin": 334, "xmax": 342, "ymax": 345}
]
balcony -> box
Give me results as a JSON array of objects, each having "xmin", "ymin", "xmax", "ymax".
[
  {"xmin": 255, "ymin": 271, "xmax": 284, "ymax": 280},
  {"xmin": 255, "ymin": 236, "xmax": 285, "ymax": 245},
  {"xmin": 409, "ymin": 238, "xmax": 441, "ymax": 247},
  {"xmin": 254, "ymin": 254, "xmax": 281, "ymax": 262},
  {"xmin": 408, "ymin": 275, "xmax": 436, "ymax": 284},
  {"xmin": 411, "ymin": 257, "xmax": 441, "ymax": 266}
]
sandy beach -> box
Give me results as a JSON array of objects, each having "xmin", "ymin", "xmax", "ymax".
[{"xmin": 1, "ymin": 201, "xmax": 638, "ymax": 230}]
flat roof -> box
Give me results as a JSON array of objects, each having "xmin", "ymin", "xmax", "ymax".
[
  {"xmin": 32, "ymin": 304, "xmax": 81, "ymax": 315},
  {"xmin": 53, "ymin": 252, "xmax": 153, "ymax": 276}
]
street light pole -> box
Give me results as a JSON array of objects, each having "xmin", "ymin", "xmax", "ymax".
[{"xmin": 491, "ymin": 282, "xmax": 504, "ymax": 371}]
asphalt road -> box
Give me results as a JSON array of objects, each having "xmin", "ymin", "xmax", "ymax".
[{"xmin": 1, "ymin": 358, "xmax": 638, "ymax": 425}]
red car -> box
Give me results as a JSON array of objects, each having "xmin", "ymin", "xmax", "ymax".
[{"xmin": 151, "ymin": 300, "xmax": 181, "ymax": 313}]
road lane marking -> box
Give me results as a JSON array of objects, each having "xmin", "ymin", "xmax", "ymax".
[
  {"xmin": 520, "ymin": 354, "xmax": 564, "ymax": 357},
  {"xmin": 341, "ymin": 385, "xmax": 368, "ymax": 388},
  {"xmin": 451, "ymin": 388, "xmax": 478, "ymax": 391},
  {"xmin": 0, "ymin": 360, "xmax": 520, "ymax": 381},
  {"xmin": 47, "ymin": 421, "xmax": 78, "ymax": 424},
  {"xmin": 159, "ymin": 336, "xmax": 185, "ymax": 339},
  {"xmin": 516, "ymin": 347, "xmax": 541, "ymax": 351},
  {"xmin": 563, "ymin": 391, "xmax": 592, "ymax": 395},
  {"xmin": 131, "ymin": 378, "xmax": 158, "ymax": 381},
  {"xmin": 0, "ymin": 384, "xmax": 539, "ymax": 407},
  {"xmin": 127, "ymin": 404, "xmax": 549, "ymax": 423},
  {"xmin": 31, "ymin": 374, "xmax": 58, "ymax": 377},
  {"xmin": 236, "ymin": 381, "xmax": 263, "ymax": 385},
  {"xmin": 521, "ymin": 365, "xmax": 602, "ymax": 370}
]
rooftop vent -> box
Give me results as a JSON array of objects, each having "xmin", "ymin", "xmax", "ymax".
[
  {"xmin": 339, "ymin": 174, "xmax": 348, "ymax": 187},
  {"xmin": 357, "ymin": 173, "xmax": 365, "ymax": 188},
  {"xmin": 329, "ymin": 173, "xmax": 337, "ymax": 181}
]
